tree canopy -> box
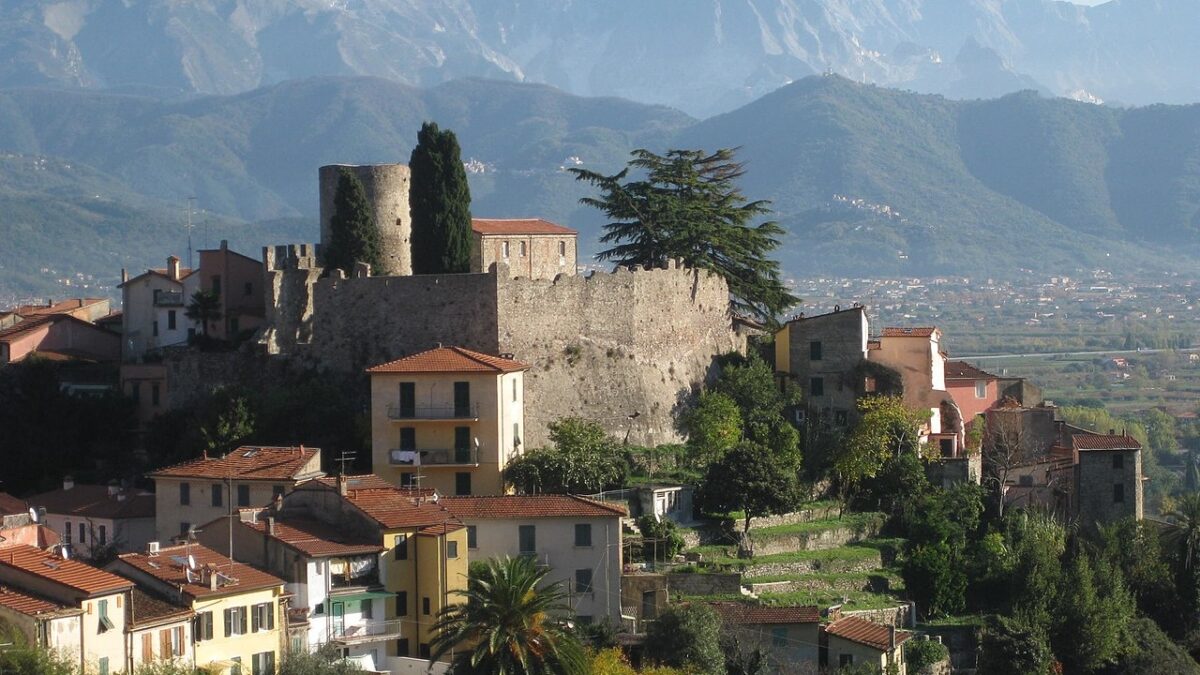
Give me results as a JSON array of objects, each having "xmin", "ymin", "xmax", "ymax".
[
  {"xmin": 503, "ymin": 418, "xmax": 627, "ymax": 494},
  {"xmin": 185, "ymin": 289, "xmax": 222, "ymax": 338},
  {"xmin": 643, "ymin": 604, "xmax": 725, "ymax": 675},
  {"xmin": 324, "ymin": 167, "xmax": 381, "ymax": 275},
  {"xmin": 570, "ymin": 148, "xmax": 798, "ymax": 322},
  {"xmin": 695, "ymin": 441, "xmax": 800, "ymax": 545},
  {"xmin": 410, "ymin": 121, "xmax": 473, "ymax": 274}
]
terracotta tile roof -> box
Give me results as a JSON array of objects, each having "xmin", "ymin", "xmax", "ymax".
[
  {"xmin": 118, "ymin": 267, "xmax": 194, "ymax": 288},
  {"xmin": 314, "ymin": 475, "xmax": 424, "ymax": 493},
  {"xmin": 0, "ymin": 545, "xmax": 132, "ymax": 597},
  {"xmin": 880, "ymin": 327, "xmax": 938, "ymax": 338},
  {"xmin": 1072, "ymin": 434, "xmax": 1142, "ymax": 451},
  {"xmin": 238, "ymin": 516, "xmax": 383, "ymax": 558},
  {"xmin": 12, "ymin": 298, "xmax": 108, "ymax": 318},
  {"xmin": 366, "ymin": 346, "xmax": 529, "ymax": 374},
  {"xmin": 709, "ymin": 601, "xmax": 819, "ymax": 625},
  {"xmin": 0, "ymin": 585, "xmax": 72, "ymax": 616},
  {"xmin": 945, "ymin": 360, "xmax": 998, "ymax": 380},
  {"xmin": 148, "ymin": 446, "xmax": 323, "ymax": 481},
  {"xmin": 867, "ymin": 340, "xmax": 881, "ymax": 350},
  {"xmin": 0, "ymin": 492, "xmax": 27, "ymax": 517},
  {"xmin": 418, "ymin": 522, "xmax": 466, "ymax": 536},
  {"xmin": 129, "ymin": 587, "xmax": 192, "ymax": 627},
  {"xmin": 28, "ymin": 485, "xmax": 155, "ymax": 520},
  {"xmin": 439, "ymin": 495, "xmax": 629, "ymax": 519},
  {"xmin": 115, "ymin": 543, "xmax": 284, "ymax": 600},
  {"xmin": 339, "ymin": 487, "xmax": 463, "ymax": 530},
  {"xmin": 824, "ymin": 615, "xmax": 912, "ymax": 651},
  {"xmin": 472, "ymin": 218, "xmax": 577, "ymax": 236},
  {"xmin": 0, "ymin": 315, "xmax": 57, "ymax": 341}
]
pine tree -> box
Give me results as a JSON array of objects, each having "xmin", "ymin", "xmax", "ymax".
[
  {"xmin": 325, "ymin": 168, "xmax": 381, "ymax": 275},
  {"xmin": 409, "ymin": 122, "xmax": 473, "ymax": 274},
  {"xmin": 570, "ymin": 148, "xmax": 799, "ymax": 323}
]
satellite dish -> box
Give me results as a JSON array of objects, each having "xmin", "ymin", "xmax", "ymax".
[
  {"xmin": 473, "ymin": 437, "xmax": 481, "ymax": 449},
  {"xmin": 185, "ymin": 568, "xmax": 196, "ymax": 584},
  {"xmin": 59, "ymin": 547, "xmax": 70, "ymax": 560},
  {"xmin": 27, "ymin": 507, "xmax": 38, "ymax": 523},
  {"xmin": 187, "ymin": 554, "xmax": 197, "ymax": 571}
]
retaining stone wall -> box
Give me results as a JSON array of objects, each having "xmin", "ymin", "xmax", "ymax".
[{"xmin": 666, "ymin": 572, "xmax": 743, "ymax": 597}]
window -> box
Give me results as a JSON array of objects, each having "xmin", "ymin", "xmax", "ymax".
[
  {"xmin": 132, "ymin": 383, "xmax": 141, "ymax": 404},
  {"xmin": 519, "ymin": 241, "xmax": 527, "ymax": 256},
  {"xmin": 574, "ymin": 524, "xmax": 592, "ymax": 547},
  {"xmin": 447, "ymin": 541, "xmax": 459, "ymax": 559},
  {"xmin": 513, "ymin": 378, "xmax": 519, "ymax": 402},
  {"xmin": 399, "ymin": 427, "xmax": 416, "ymax": 452},
  {"xmin": 419, "ymin": 643, "xmax": 430, "ymax": 659},
  {"xmin": 422, "ymin": 597, "xmax": 431, "ymax": 615},
  {"xmin": 273, "ymin": 485, "xmax": 285, "ymax": 500},
  {"xmin": 772, "ymin": 626, "xmax": 788, "ymax": 648},
  {"xmin": 244, "ymin": 282, "xmax": 253, "ymax": 297},
  {"xmin": 1114, "ymin": 483, "xmax": 1125, "ymax": 503},
  {"xmin": 395, "ymin": 591, "xmax": 408, "ymax": 616},
  {"xmin": 153, "ymin": 320, "xmax": 159, "ymax": 337},
  {"xmin": 97, "ymin": 599, "xmax": 113, "ymax": 632},
  {"xmin": 810, "ymin": 340, "xmax": 822, "ymax": 361},
  {"xmin": 251, "ymin": 602, "xmax": 275, "ymax": 632},
  {"xmin": 212, "ymin": 275, "xmax": 221, "ymax": 294},
  {"xmin": 502, "ymin": 241, "xmax": 510, "ymax": 258},
  {"xmin": 98, "ymin": 525, "xmax": 106, "ymax": 546},
  {"xmin": 559, "ymin": 241, "xmax": 566, "ymax": 256},
  {"xmin": 251, "ymin": 651, "xmax": 275, "ymax": 675},
  {"xmin": 514, "ymin": 423, "xmax": 521, "ymax": 451},
  {"xmin": 1113, "ymin": 454, "xmax": 1125, "ymax": 470},
  {"xmin": 975, "ymin": 380, "xmax": 988, "ymax": 398},
  {"xmin": 180, "ymin": 483, "xmax": 191, "ymax": 505},
  {"xmin": 230, "ymin": 657, "xmax": 242, "ymax": 675},
  {"xmin": 1019, "ymin": 474, "xmax": 1034, "ymax": 487},
  {"xmin": 172, "ymin": 626, "xmax": 184, "ymax": 656},
  {"xmin": 230, "ymin": 317, "xmax": 240, "ymax": 335},
  {"xmin": 212, "ymin": 483, "xmax": 223, "ymax": 507},
  {"xmin": 939, "ymin": 438, "xmax": 954, "ymax": 458},
  {"xmin": 180, "ymin": 522, "xmax": 191, "ymax": 537},
  {"xmin": 78, "ymin": 523, "xmax": 86, "ymax": 544},
  {"xmin": 454, "ymin": 427, "xmax": 471, "ymax": 463},
  {"xmin": 834, "ymin": 409, "xmax": 848, "ymax": 426},
  {"xmin": 467, "ymin": 526, "xmax": 477, "ymax": 549},
  {"xmin": 160, "ymin": 628, "xmax": 172, "ymax": 658},
  {"xmin": 142, "ymin": 633, "xmax": 153, "ymax": 662},
  {"xmin": 399, "ymin": 473, "xmax": 416, "ymax": 487},
  {"xmin": 810, "ymin": 377, "xmax": 825, "ymax": 397},
  {"xmin": 194, "ymin": 612, "xmax": 214, "ymax": 641},
  {"xmin": 396, "ymin": 638, "xmax": 410, "ymax": 657},
  {"xmin": 455, "ymin": 472, "xmax": 471, "ymax": 496},
  {"xmin": 167, "ymin": 310, "xmax": 177, "ymax": 331},
  {"xmin": 518, "ymin": 525, "xmax": 536, "ymax": 555},
  {"xmin": 98, "ymin": 657, "xmax": 109, "ymax": 675},
  {"xmin": 453, "ymin": 382, "xmax": 470, "ymax": 417},
  {"xmin": 575, "ymin": 569, "xmax": 593, "ymax": 594},
  {"xmin": 839, "ymin": 654, "xmax": 854, "ymax": 667},
  {"xmin": 152, "ymin": 383, "xmax": 160, "ymax": 407},
  {"xmin": 224, "ymin": 606, "xmax": 248, "ymax": 636},
  {"xmin": 362, "ymin": 598, "xmax": 373, "ymax": 619},
  {"xmin": 237, "ymin": 484, "xmax": 250, "ymax": 507},
  {"xmin": 64, "ymin": 521, "xmax": 72, "ymax": 545},
  {"xmin": 394, "ymin": 534, "xmax": 409, "ymax": 560},
  {"xmin": 314, "ymin": 602, "xmax": 324, "ymax": 615},
  {"xmin": 398, "ymin": 382, "xmax": 415, "ymax": 417},
  {"xmin": 576, "ymin": 615, "xmax": 593, "ymax": 625}
]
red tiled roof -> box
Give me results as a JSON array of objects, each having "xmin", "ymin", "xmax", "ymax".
[
  {"xmin": 0, "ymin": 585, "xmax": 71, "ymax": 616},
  {"xmin": 0, "ymin": 545, "xmax": 132, "ymax": 597},
  {"xmin": 0, "ymin": 492, "xmax": 28, "ymax": 517},
  {"xmin": 314, "ymin": 474, "xmax": 426, "ymax": 493},
  {"xmin": 115, "ymin": 543, "xmax": 284, "ymax": 600},
  {"xmin": 471, "ymin": 218, "xmax": 576, "ymax": 236},
  {"xmin": 824, "ymin": 615, "xmax": 912, "ymax": 651},
  {"xmin": 945, "ymin": 360, "xmax": 998, "ymax": 380},
  {"xmin": 28, "ymin": 485, "xmax": 155, "ymax": 520},
  {"xmin": 239, "ymin": 517, "xmax": 383, "ymax": 558},
  {"xmin": 148, "ymin": 446, "xmax": 323, "ymax": 481},
  {"xmin": 118, "ymin": 267, "xmax": 194, "ymax": 288},
  {"xmin": 418, "ymin": 522, "xmax": 466, "ymax": 536},
  {"xmin": 439, "ymin": 495, "xmax": 629, "ymax": 519},
  {"xmin": 366, "ymin": 346, "xmax": 529, "ymax": 374},
  {"xmin": 880, "ymin": 327, "xmax": 938, "ymax": 338},
  {"xmin": 1072, "ymin": 434, "xmax": 1142, "ymax": 451},
  {"xmin": 0, "ymin": 315, "xmax": 57, "ymax": 342},
  {"xmin": 129, "ymin": 587, "xmax": 192, "ymax": 627},
  {"xmin": 866, "ymin": 340, "xmax": 881, "ymax": 350},
  {"xmin": 709, "ymin": 601, "xmax": 819, "ymax": 625},
  {"xmin": 340, "ymin": 487, "xmax": 463, "ymax": 530},
  {"xmin": 11, "ymin": 298, "xmax": 107, "ymax": 318}
]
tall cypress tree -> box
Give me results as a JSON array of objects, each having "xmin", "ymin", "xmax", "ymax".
[
  {"xmin": 409, "ymin": 121, "xmax": 473, "ymax": 274},
  {"xmin": 325, "ymin": 168, "xmax": 381, "ymax": 275}
]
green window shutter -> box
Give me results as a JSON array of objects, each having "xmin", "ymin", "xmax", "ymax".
[{"xmin": 224, "ymin": 608, "xmax": 232, "ymax": 637}]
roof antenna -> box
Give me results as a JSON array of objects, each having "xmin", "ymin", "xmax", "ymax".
[{"xmin": 336, "ymin": 451, "xmax": 357, "ymax": 477}]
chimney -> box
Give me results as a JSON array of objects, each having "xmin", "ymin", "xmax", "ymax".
[
  {"xmin": 889, "ymin": 624, "xmax": 896, "ymax": 652},
  {"xmin": 267, "ymin": 517, "xmax": 275, "ymax": 537},
  {"xmin": 167, "ymin": 256, "xmax": 181, "ymax": 281},
  {"xmin": 338, "ymin": 474, "xmax": 348, "ymax": 497},
  {"xmin": 1109, "ymin": 429, "xmax": 1116, "ymax": 436},
  {"xmin": 220, "ymin": 239, "xmax": 228, "ymax": 251},
  {"xmin": 120, "ymin": 268, "xmax": 128, "ymax": 284},
  {"xmin": 62, "ymin": 476, "xmax": 74, "ymax": 491},
  {"xmin": 209, "ymin": 570, "xmax": 219, "ymax": 592}
]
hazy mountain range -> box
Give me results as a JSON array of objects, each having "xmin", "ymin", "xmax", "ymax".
[
  {"xmin": 2, "ymin": 0, "xmax": 1199, "ymax": 116},
  {"xmin": 1, "ymin": 74, "xmax": 1197, "ymax": 299}
]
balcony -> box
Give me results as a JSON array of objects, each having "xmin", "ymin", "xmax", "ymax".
[
  {"xmin": 331, "ymin": 619, "xmax": 404, "ymax": 646},
  {"xmin": 387, "ymin": 403, "xmax": 479, "ymax": 421},
  {"xmin": 388, "ymin": 447, "xmax": 480, "ymax": 466},
  {"xmin": 153, "ymin": 290, "xmax": 184, "ymax": 307}
]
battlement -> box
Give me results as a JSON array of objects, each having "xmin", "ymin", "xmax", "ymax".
[{"xmin": 264, "ymin": 243, "xmax": 323, "ymax": 271}]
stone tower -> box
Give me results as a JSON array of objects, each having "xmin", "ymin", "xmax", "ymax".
[{"xmin": 319, "ymin": 164, "xmax": 412, "ymax": 276}]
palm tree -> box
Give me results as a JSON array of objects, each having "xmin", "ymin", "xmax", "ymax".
[
  {"xmin": 1167, "ymin": 493, "xmax": 1200, "ymax": 572},
  {"xmin": 185, "ymin": 289, "xmax": 222, "ymax": 338},
  {"xmin": 429, "ymin": 556, "xmax": 587, "ymax": 675}
]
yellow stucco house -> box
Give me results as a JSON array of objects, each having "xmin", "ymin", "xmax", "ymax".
[
  {"xmin": 109, "ymin": 543, "xmax": 286, "ymax": 675},
  {"xmin": 823, "ymin": 614, "xmax": 912, "ymax": 675},
  {"xmin": 367, "ymin": 346, "xmax": 528, "ymax": 496}
]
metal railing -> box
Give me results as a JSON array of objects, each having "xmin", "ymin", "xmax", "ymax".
[
  {"xmin": 387, "ymin": 403, "xmax": 479, "ymax": 420},
  {"xmin": 388, "ymin": 447, "xmax": 480, "ymax": 466},
  {"xmin": 331, "ymin": 619, "xmax": 404, "ymax": 645}
]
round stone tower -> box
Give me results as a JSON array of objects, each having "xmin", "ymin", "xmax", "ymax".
[{"xmin": 319, "ymin": 163, "xmax": 412, "ymax": 276}]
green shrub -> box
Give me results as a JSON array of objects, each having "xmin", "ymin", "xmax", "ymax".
[{"xmin": 905, "ymin": 638, "xmax": 949, "ymax": 672}]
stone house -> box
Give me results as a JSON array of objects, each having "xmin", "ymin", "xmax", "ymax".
[
  {"xmin": 470, "ymin": 218, "xmax": 578, "ymax": 280},
  {"xmin": 1073, "ymin": 434, "xmax": 1144, "ymax": 524},
  {"xmin": 709, "ymin": 602, "xmax": 821, "ymax": 667},
  {"xmin": 823, "ymin": 614, "xmax": 912, "ymax": 674},
  {"xmin": 367, "ymin": 346, "xmax": 527, "ymax": 497}
]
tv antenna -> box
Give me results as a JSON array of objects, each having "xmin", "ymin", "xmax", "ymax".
[
  {"xmin": 185, "ymin": 197, "xmax": 197, "ymax": 270},
  {"xmin": 335, "ymin": 451, "xmax": 357, "ymax": 476}
]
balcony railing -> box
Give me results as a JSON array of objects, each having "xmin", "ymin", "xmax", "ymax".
[
  {"xmin": 388, "ymin": 447, "xmax": 480, "ymax": 466},
  {"xmin": 387, "ymin": 403, "xmax": 479, "ymax": 420},
  {"xmin": 331, "ymin": 619, "xmax": 404, "ymax": 646},
  {"xmin": 153, "ymin": 290, "xmax": 184, "ymax": 307}
]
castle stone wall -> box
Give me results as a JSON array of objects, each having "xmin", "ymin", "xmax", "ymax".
[{"xmin": 319, "ymin": 164, "xmax": 412, "ymax": 276}]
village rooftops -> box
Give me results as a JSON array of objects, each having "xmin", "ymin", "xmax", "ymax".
[
  {"xmin": 365, "ymin": 346, "xmax": 529, "ymax": 375},
  {"xmin": 0, "ymin": 585, "xmax": 77, "ymax": 618},
  {"xmin": 233, "ymin": 513, "xmax": 383, "ymax": 558},
  {"xmin": 439, "ymin": 494, "xmax": 629, "ymax": 519},
  {"xmin": 880, "ymin": 327, "xmax": 938, "ymax": 338},
  {"xmin": 326, "ymin": 483, "xmax": 464, "ymax": 533},
  {"xmin": 129, "ymin": 587, "xmax": 192, "ymax": 628},
  {"xmin": 115, "ymin": 543, "xmax": 284, "ymax": 600},
  {"xmin": 708, "ymin": 601, "xmax": 819, "ymax": 625},
  {"xmin": 1072, "ymin": 434, "xmax": 1142, "ymax": 451},
  {"xmin": 824, "ymin": 615, "xmax": 913, "ymax": 650},
  {"xmin": 471, "ymin": 218, "xmax": 577, "ymax": 236},
  {"xmin": 28, "ymin": 484, "xmax": 155, "ymax": 520},
  {"xmin": 945, "ymin": 360, "xmax": 1000, "ymax": 380},
  {"xmin": 2, "ymin": 298, "xmax": 109, "ymax": 319},
  {"xmin": 0, "ymin": 545, "xmax": 132, "ymax": 598},
  {"xmin": 147, "ymin": 446, "xmax": 324, "ymax": 482}
]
